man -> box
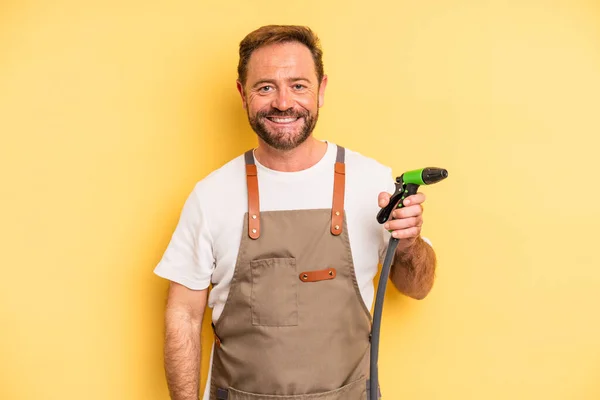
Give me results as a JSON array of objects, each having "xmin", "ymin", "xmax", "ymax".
[{"xmin": 154, "ymin": 25, "xmax": 437, "ymax": 400}]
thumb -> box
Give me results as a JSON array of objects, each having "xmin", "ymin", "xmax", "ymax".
[{"xmin": 378, "ymin": 192, "xmax": 391, "ymax": 208}]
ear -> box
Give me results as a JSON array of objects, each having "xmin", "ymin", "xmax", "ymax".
[
  {"xmin": 236, "ymin": 80, "xmax": 247, "ymax": 110},
  {"xmin": 318, "ymin": 74, "xmax": 328, "ymax": 108}
]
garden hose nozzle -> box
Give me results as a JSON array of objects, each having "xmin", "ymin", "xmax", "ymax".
[{"xmin": 377, "ymin": 167, "xmax": 448, "ymax": 225}]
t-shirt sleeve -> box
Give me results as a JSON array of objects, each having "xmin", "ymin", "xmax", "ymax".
[{"xmin": 153, "ymin": 186, "xmax": 214, "ymax": 290}]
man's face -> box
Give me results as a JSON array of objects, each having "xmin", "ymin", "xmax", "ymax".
[{"xmin": 237, "ymin": 42, "xmax": 327, "ymax": 151}]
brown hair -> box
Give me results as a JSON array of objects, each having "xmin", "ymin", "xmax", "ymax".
[{"xmin": 237, "ymin": 25, "xmax": 325, "ymax": 87}]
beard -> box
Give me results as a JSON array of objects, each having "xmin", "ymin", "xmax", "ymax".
[{"xmin": 247, "ymin": 106, "xmax": 319, "ymax": 151}]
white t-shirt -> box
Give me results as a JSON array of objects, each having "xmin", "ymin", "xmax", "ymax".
[
  {"xmin": 154, "ymin": 141, "xmax": 431, "ymax": 398},
  {"xmin": 153, "ymin": 141, "xmax": 402, "ymax": 321}
]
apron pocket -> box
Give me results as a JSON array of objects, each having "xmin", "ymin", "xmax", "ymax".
[
  {"xmin": 225, "ymin": 378, "xmax": 367, "ymax": 399},
  {"xmin": 250, "ymin": 257, "xmax": 298, "ymax": 326}
]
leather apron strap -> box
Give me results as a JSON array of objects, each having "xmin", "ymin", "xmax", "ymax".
[
  {"xmin": 244, "ymin": 150, "xmax": 260, "ymax": 239},
  {"xmin": 331, "ymin": 145, "xmax": 345, "ymax": 235},
  {"xmin": 244, "ymin": 145, "xmax": 346, "ymax": 239}
]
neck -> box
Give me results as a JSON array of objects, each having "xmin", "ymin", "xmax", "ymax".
[{"xmin": 254, "ymin": 137, "xmax": 327, "ymax": 172}]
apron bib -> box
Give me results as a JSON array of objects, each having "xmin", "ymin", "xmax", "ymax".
[{"xmin": 210, "ymin": 146, "xmax": 376, "ymax": 399}]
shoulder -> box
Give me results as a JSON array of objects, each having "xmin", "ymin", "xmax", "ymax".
[
  {"xmin": 174, "ymin": 152, "xmax": 249, "ymax": 247},
  {"xmin": 343, "ymin": 146, "xmax": 391, "ymax": 175},
  {"xmin": 336, "ymin": 144, "xmax": 394, "ymax": 192},
  {"xmin": 191, "ymin": 153, "xmax": 247, "ymax": 200}
]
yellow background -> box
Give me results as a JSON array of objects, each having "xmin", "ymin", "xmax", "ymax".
[{"xmin": 1, "ymin": 1, "xmax": 599, "ymax": 399}]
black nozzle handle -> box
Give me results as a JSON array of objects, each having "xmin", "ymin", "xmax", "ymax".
[
  {"xmin": 376, "ymin": 183, "xmax": 421, "ymax": 224},
  {"xmin": 377, "ymin": 194, "xmax": 403, "ymax": 224}
]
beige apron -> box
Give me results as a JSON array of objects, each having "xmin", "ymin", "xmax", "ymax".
[{"xmin": 210, "ymin": 146, "xmax": 379, "ymax": 399}]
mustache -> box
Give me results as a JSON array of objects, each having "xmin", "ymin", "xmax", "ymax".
[{"xmin": 256, "ymin": 109, "xmax": 308, "ymax": 118}]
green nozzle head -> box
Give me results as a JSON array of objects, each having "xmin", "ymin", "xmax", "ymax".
[{"xmin": 403, "ymin": 167, "xmax": 448, "ymax": 185}]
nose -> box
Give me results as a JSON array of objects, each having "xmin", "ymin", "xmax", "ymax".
[{"xmin": 271, "ymin": 87, "xmax": 293, "ymax": 111}]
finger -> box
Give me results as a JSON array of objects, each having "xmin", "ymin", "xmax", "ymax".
[
  {"xmin": 378, "ymin": 192, "xmax": 391, "ymax": 208},
  {"xmin": 403, "ymin": 192, "xmax": 426, "ymax": 206},
  {"xmin": 392, "ymin": 204, "xmax": 424, "ymax": 219},
  {"xmin": 384, "ymin": 216, "xmax": 421, "ymax": 231},
  {"xmin": 390, "ymin": 226, "xmax": 421, "ymax": 240}
]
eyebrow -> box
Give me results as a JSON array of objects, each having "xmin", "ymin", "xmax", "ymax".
[{"xmin": 252, "ymin": 77, "xmax": 311, "ymax": 88}]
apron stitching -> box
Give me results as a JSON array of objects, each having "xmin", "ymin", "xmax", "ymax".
[
  {"xmin": 213, "ymin": 214, "xmax": 250, "ymax": 332},
  {"xmin": 341, "ymin": 216, "xmax": 373, "ymax": 323}
]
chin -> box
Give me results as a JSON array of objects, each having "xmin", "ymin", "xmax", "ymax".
[{"xmin": 258, "ymin": 129, "xmax": 310, "ymax": 151}]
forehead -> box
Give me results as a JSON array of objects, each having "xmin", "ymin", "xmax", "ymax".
[{"xmin": 246, "ymin": 42, "xmax": 317, "ymax": 83}]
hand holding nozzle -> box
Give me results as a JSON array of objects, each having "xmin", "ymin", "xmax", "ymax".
[{"xmin": 377, "ymin": 167, "xmax": 448, "ymax": 227}]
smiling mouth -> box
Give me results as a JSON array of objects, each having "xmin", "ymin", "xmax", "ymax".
[{"xmin": 266, "ymin": 116, "xmax": 301, "ymax": 124}]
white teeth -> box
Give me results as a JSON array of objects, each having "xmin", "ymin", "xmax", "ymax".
[{"xmin": 270, "ymin": 117, "xmax": 298, "ymax": 123}]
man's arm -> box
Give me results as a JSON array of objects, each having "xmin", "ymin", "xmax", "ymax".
[
  {"xmin": 389, "ymin": 237, "xmax": 436, "ymax": 300},
  {"xmin": 378, "ymin": 189, "xmax": 437, "ymax": 300},
  {"xmin": 164, "ymin": 281, "xmax": 208, "ymax": 400}
]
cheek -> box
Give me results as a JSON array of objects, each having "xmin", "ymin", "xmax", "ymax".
[
  {"xmin": 247, "ymin": 95, "xmax": 269, "ymax": 113},
  {"xmin": 295, "ymin": 95, "xmax": 319, "ymax": 111}
]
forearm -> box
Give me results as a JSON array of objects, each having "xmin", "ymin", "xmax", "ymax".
[
  {"xmin": 389, "ymin": 236, "xmax": 436, "ymax": 300},
  {"xmin": 164, "ymin": 305, "xmax": 202, "ymax": 400}
]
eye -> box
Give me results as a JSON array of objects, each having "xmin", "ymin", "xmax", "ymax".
[
  {"xmin": 259, "ymin": 85, "xmax": 273, "ymax": 93},
  {"xmin": 293, "ymin": 84, "xmax": 306, "ymax": 90}
]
